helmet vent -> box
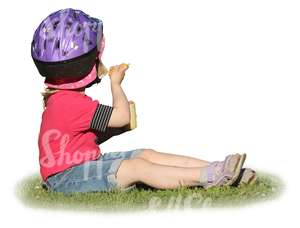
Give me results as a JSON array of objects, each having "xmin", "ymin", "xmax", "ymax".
[
  {"xmin": 55, "ymin": 40, "xmax": 60, "ymax": 49},
  {"xmin": 76, "ymin": 24, "xmax": 82, "ymax": 34},
  {"xmin": 73, "ymin": 11, "xmax": 79, "ymax": 19},
  {"xmin": 53, "ymin": 21, "xmax": 59, "ymax": 30},
  {"xmin": 65, "ymin": 21, "xmax": 73, "ymax": 32}
]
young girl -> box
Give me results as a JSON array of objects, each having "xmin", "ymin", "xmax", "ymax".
[{"xmin": 32, "ymin": 8, "xmax": 256, "ymax": 194}]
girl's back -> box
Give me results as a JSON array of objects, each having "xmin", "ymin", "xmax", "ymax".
[{"xmin": 38, "ymin": 90, "xmax": 100, "ymax": 181}]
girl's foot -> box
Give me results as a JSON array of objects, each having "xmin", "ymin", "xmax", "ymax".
[
  {"xmin": 201, "ymin": 153, "xmax": 246, "ymax": 189},
  {"xmin": 232, "ymin": 168, "xmax": 257, "ymax": 186}
]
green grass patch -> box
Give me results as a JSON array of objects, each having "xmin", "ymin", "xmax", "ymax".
[{"xmin": 16, "ymin": 172, "xmax": 283, "ymax": 212}]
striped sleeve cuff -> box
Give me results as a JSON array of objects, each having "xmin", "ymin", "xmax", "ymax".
[{"xmin": 90, "ymin": 104, "xmax": 113, "ymax": 132}]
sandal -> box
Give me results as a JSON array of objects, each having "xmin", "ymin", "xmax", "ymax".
[
  {"xmin": 224, "ymin": 153, "xmax": 246, "ymax": 186},
  {"xmin": 203, "ymin": 153, "xmax": 246, "ymax": 189},
  {"xmin": 232, "ymin": 168, "xmax": 257, "ymax": 186}
]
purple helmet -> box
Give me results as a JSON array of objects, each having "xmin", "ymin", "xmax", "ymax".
[{"xmin": 31, "ymin": 8, "xmax": 103, "ymax": 80}]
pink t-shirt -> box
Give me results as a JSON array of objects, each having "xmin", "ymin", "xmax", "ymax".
[{"xmin": 38, "ymin": 90, "xmax": 102, "ymax": 181}]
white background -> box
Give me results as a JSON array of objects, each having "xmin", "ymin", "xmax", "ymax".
[{"xmin": 0, "ymin": 0, "xmax": 299, "ymax": 226}]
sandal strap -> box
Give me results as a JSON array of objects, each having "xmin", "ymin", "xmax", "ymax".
[
  {"xmin": 207, "ymin": 161, "xmax": 225, "ymax": 183},
  {"xmin": 205, "ymin": 171, "xmax": 232, "ymax": 188}
]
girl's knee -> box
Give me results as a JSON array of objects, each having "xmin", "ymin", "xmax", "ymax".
[
  {"xmin": 136, "ymin": 148, "xmax": 157, "ymax": 160},
  {"xmin": 116, "ymin": 158, "xmax": 148, "ymax": 186},
  {"xmin": 118, "ymin": 157, "xmax": 148, "ymax": 174}
]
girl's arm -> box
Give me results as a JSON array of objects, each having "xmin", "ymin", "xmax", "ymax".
[
  {"xmin": 107, "ymin": 64, "xmax": 131, "ymax": 127},
  {"xmin": 107, "ymin": 83, "xmax": 130, "ymax": 127},
  {"xmin": 95, "ymin": 101, "xmax": 137, "ymax": 144}
]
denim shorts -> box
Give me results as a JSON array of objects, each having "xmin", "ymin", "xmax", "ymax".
[{"xmin": 44, "ymin": 148, "xmax": 144, "ymax": 194}]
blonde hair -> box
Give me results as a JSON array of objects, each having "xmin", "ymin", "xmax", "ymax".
[
  {"xmin": 97, "ymin": 60, "xmax": 108, "ymax": 78},
  {"xmin": 41, "ymin": 61, "xmax": 108, "ymax": 109},
  {"xmin": 41, "ymin": 88, "xmax": 59, "ymax": 109}
]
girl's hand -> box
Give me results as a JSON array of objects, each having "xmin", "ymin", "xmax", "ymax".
[{"xmin": 108, "ymin": 63, "xmax": 129, "ymax": 85}]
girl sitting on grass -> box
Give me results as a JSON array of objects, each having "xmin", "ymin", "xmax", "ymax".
[{"xmin": 32, "ymin": 8, "xmax": 256, "ymax": 194}]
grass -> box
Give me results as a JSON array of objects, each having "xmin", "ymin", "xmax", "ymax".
[{"xmin": 16, "ymin": 172, "xmax": 283, "ymax": 212}]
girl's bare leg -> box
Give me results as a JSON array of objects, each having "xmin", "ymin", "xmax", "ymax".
[
  {"xmin": 116, "ymin": 157, "xmax": 203, "ymax": 189},
  {"xmin": 136, "ymin": 149, "xmax": 210, "ymax": 168}
]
